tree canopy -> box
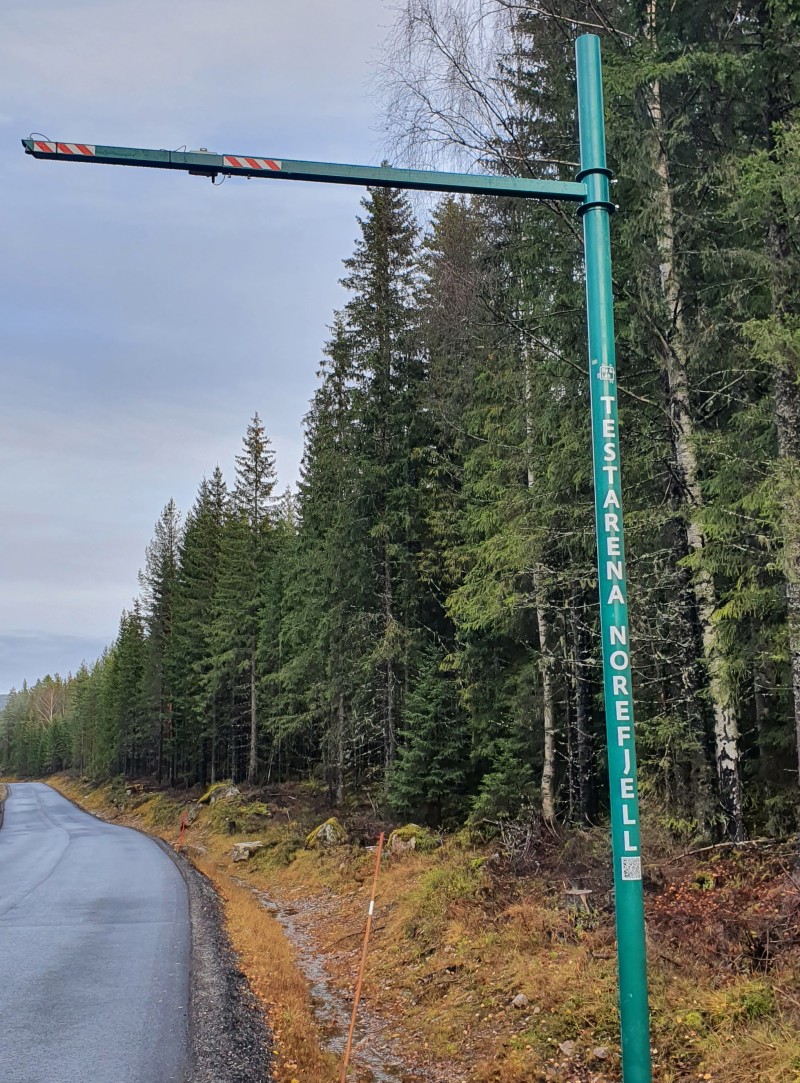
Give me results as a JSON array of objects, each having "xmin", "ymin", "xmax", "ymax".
[{"xmin": 3, "ymin": 1, "xmax": 799, "ymax": 839}]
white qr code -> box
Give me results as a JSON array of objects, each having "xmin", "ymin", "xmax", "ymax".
[{"xmin": 621, "ymin": 857, "xmax": 642, "ymax": 881}]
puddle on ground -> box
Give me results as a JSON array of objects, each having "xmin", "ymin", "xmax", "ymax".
[{"xmin": 242, "ymin": 882, "xmax": 417, "ymax": 1083}]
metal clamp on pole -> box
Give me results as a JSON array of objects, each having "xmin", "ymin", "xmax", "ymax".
[
  {"xmin": 576, "ymin": 162, "xmax": 616, "ymax": 217},
  {"xmin": 575, "ymin": 45, "xmax": 616, "ymax": 218}
]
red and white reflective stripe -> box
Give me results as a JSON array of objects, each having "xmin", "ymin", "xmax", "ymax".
[
  {"xmin": 33, "ymin": 141, "xmax": 95, "ymax": 156},
  {"xmin": 223, "ymin": 155, "xmax": 281, "ymax": 171}
]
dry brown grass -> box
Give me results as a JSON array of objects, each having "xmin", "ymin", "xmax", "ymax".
[
  {"xmin": 701, "ymin": 1015, "xmax": 800, "ymax": 1083},
  {"xmin": 194, "ymin": 855, "xmax": 339, "ymax": 1083}
]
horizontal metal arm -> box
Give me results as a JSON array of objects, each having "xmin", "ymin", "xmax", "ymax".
[{"xmin": 22, "ymin": 139, "xmax": 587, "ymax": 203}]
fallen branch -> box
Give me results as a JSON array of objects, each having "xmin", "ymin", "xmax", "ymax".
[{"xmin": 676, "ymin": 836, "xmax": 798, "ymax": 860}]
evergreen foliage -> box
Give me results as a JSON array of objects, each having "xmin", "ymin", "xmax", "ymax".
[{"xmin": 3, "ymin": 2, "xmax": 799, "ymax": 839}]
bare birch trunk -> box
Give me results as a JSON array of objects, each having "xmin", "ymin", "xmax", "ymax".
[
  {"xmin": 645, "ymin": 0, "xmax": 743, "ymax": 836},
  {"xmin": 524, "ymin": 355, "xmax": 557, "ymax": 822},
  {"xmin": 536, "ymin": 601, "xmax": 557, "ymax": 822}
]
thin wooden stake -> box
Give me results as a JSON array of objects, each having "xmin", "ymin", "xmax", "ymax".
[
  {"xmin": 177, "ymin": 809, "xmax": 188, "ymax": 849},
  {"xmin": 340, "ymin": 832, "xmax": 385, "ymax": 1083}
]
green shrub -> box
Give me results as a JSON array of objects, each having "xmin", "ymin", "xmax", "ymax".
[
  {"xmin": 405, "ymin": 854, "xmax": 487, "ymax": 946},
  {"xmin": 709, "ymin": 982, "xmax": 775, "ymax": 1030}
]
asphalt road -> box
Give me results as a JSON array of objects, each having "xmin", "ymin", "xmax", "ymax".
[{"xmin": 0, "ymin": 782, "xmax": 190, "ymax": 1083}]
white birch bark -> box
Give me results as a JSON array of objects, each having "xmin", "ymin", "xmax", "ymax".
[
  {"xmin": 524, "ymin": 353, "xmax": 557, "ymax": 822},
  {"xmin": 645, "ymin": 0, "xmax": 743, "ymax": 836}
]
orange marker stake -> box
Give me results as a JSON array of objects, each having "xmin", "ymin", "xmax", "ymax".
[
  {"xmin": 340, "ymin": 831, "xmax": 385, "ymax": 1083},
  {"xmin": 177, "ymin": 809, "xmax": 188, "ymax": 849}
]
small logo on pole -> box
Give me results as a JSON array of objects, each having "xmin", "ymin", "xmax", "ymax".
[{"xmin": 597, "ymin": 363, "xmax": 616, "ymax": 382}]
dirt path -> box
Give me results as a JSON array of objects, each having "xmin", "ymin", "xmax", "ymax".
[{"xmin": 243, "ymin": 880, "xmax": 462, "ymax": 1083}]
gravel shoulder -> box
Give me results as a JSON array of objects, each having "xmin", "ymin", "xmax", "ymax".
[{"xmin": 164, "ymin": 844, "xmax": 274, "ymax": 1083}]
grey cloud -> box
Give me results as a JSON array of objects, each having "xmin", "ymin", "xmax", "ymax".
[
  {"xmin": 0, "ymin": 632, "xmax": 109, "ymax": 690},
  {"xmin": 2, "ymin": 0, "xmax": 385, "ymax": 146},
  {"xmin": 0, "ymin": 0, "xmax": 391, "ymax": 691}
]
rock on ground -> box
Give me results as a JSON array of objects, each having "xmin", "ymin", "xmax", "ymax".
[
  {"xmin": 305, "ymin": 817, "xmax": 347, "ymax": 848},
  {"xmin": 232, "ymin": 841, "xmax": 265, "ymax": 862}
]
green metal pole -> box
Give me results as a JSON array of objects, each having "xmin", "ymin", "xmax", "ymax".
[{"xmin": 575, "ymin": 34, "xmax": 652, "ymax": 1083}]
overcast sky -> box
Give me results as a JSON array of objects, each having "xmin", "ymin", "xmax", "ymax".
[{"xmin": 0, "ymin": 0, "xmax": 396, "ymax": 691}]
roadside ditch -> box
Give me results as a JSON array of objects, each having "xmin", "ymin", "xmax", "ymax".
[
  {"xmin": 169, "ymin": 846, "xmax": 274, "ymax": 1083},
  {"xmin": 245, "ymin": 881, "xmax": 411, "ymax": 1083}
]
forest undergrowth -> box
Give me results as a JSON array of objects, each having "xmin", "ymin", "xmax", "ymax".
[{"xmin": 47, "ymin": 774, "xmax": 800, "ymax": 1083}]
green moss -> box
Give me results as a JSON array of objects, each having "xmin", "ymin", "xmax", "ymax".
[
  {"xmin": 198, "ymin": 780, "xmax": 235, "ymax": 805},
  {"xmin": 405, "ymin": 853, "xmax": 486, "ymax": 946},
  {"xmin": 296, "ymin": 779, "xmax": 326, "ymax": 797},
  {"xmin": 305, "ymin": 817, "xmax": 347, "ymax": 848},
  {"xmin": 724, "ymin": 983, "xmax": 775, "ymax": 1025},
  {"xmin": 388, "ymin": 824, "xmax": 439, "ymax": 853},
  {"xmin": 249, "ymin": 829, "xmax": 304, "ymax": 870},
  {"xmin": 683, "ymin": 1010, "xmax": 706, "ymax": 1032},
  {"xmin": 143, "ymin": 796, "xmax": 183, "ymax": 828},
  {"xmin": 451, "ymin": 825, "xmax": 485, "ymax": 849},
  {"xmin": 692, "ymin": 870, "xmax": 716, "ymax": 892},
  {"xmin": 208, "ymin": 800, "xmax": 250, "ymax": 834},
  {"xmin": 691, "ymin": 981, "xmax": 777, "ymax": 1034}
]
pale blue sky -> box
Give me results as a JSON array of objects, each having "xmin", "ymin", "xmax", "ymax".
[{"xmin": 0, "ymin": 0, "xmax": 393, "ymax": 690}]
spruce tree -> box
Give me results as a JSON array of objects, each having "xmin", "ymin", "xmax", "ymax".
[
  {"xmin": 286, "ymin": 319, "xmax": 373, "ymax": 798},
  {"xmin": 139, "ymin": 498, "xmax": 182, "ymax": 781},
  {"xmin": 341, "ymin": 185, "xmax": 423, "ymax": 773},
  {"xmin": 389, "ymin": 642, "xmax": 471, "ymax": 825},
  {"xmin": 172, "ymin": 468, "xmax": 227, "ymax": 783},
  {"xmin": 212, "ymin": 415, "xmax": 276, "ymax": 784}
]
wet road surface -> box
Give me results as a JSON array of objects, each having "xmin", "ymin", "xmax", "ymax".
[{"xmin": 0, "ymin": 782, "xmax": 190, "ymax": 1083}]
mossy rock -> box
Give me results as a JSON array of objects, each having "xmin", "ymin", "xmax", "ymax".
[
  {"xmin": 305, "ymin": 817, "xmax": 348, "ymax": 849},
  {"xmin": 198, "ymin": 780, "xmax": 238, "ymax": 805},
  {"xmin": 388, "ymin": 824, "xmax": 438, "ymax": 855}
]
